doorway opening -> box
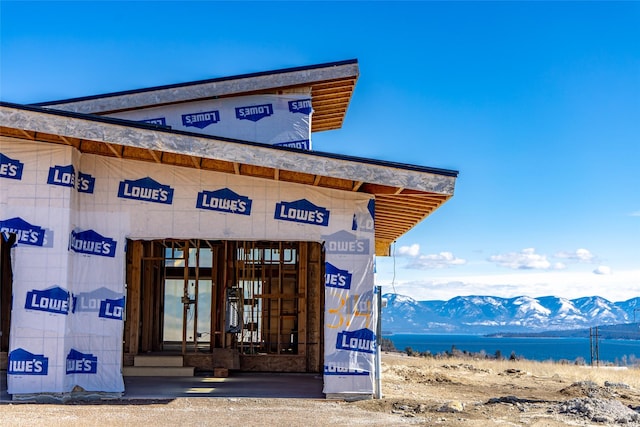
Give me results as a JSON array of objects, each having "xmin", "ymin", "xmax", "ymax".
[
  {"xmin": 1, "ymin": 233, "xmax": 15, "ymax": 356},
  {"xmin": 124, "ymin": 239, "xmax": 324, "ymax": 372}
]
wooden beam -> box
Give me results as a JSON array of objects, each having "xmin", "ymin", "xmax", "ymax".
[
  {"xmin": 17, "ymin": 128, "xmax": 33, "ymax": 139},
  {"xmin": 148, "ymin": 149, "xmax": 161, "ymax": 163},
  {"xmin": 191, "ymin": 155, "xmax": 201, "ymax": 169},
  {"xmin": 105, "ymin": 142, "xmax": 123, "ymax": 158}
]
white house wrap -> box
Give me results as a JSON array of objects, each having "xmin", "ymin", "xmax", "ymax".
[{"xmin": 2, "ymin": 140, "xmax": 376, "ymax": 394}]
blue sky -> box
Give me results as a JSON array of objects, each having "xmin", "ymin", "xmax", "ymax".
[{"xmin": 1, "ymin": 1, "xmax": 638, "ymax": 301}]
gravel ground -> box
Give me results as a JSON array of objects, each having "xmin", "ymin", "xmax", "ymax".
[{"xmin": 2, "ymin": 353, "xmax": 640, "ymax": 426}]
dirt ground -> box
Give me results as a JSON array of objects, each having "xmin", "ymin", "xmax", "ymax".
[{"xmin": 2, "ymin": 352, "xmax": 640, "ymax": 426}]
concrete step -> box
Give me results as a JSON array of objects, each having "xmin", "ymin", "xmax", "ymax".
[
  {"xmin": 123, "ymin": 366, "xmax": 195, "ymax": 377},
  {"xmin": 134, "ymin": 355, "xmax": 184, "ymax": 367}
]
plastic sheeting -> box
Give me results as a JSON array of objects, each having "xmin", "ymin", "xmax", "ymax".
[
  {"xmin": 108, "ymin": 93, "xmax": 313, "ymax": 150},
  {"xmin": 1, "ymin": 139, "xmax": 375, "ymax": 396}
]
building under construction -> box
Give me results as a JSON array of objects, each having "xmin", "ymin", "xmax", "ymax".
[{"xmin": 0, "ymin": 59, "xmax": 458, "ymax": 399}]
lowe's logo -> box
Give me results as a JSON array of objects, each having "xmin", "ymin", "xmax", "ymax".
[
  {"xmin": 0, "ymin": 217, "xmax": 47, "ymax": 247},
  {"xmin": 118, "ymin": 177, "xmax": 174, "ymax": 204},
  {"xmin": 182, "ymin": 110, "xmax": 220, "ymax": 129},
  {"xmin": 140, "ymin": 117, "xmax": 167, "ymax": 126},
  {"xmin": 8, "ymin": 348, "xmax": 48, "ymax": 376},
  {"xmin": 66, "ymin": 349, "xmax": 98, "ymax": 374},
  {"xmin": 0, "ymin": 153, "xmax": 24, "ymax": 180},
  {"xmin": 325, "ymin": 262, "xmax": 352, "ymax": 290},
  {"xmin": 25, "ymin": 286, "xmax": 71, "ymax": 315},
  {"xmin": 99, "ymin": 296, "xmax": 125, "ymax": 320},
  {"xmin": 69, "ymin": 229, "xmax": 117, "ymax": 257},
  {"xmin": 47, "ymin": 165, "xmax": 95, "ymax": 193},
  {"xmin": 196, "ymin": 188, "xmax": 252, "ymax": 215},
  {"xmin": 73, "ymin": 287, "xmax": 123, "ymax": 314},
  {"xmin": 274, "ymin": 199, "xmax": 329, "ymax": 226},
  {"xmin": 235, "ymin": 103, "xmax": 273, "ymax": 122},
  {"xmin": 47, "ymin": 164, "xmax": 76, "ymax": 188},
  {"xmin": 274, "ymin": 140, "xmax": 310, "ymax": 150},
  {"xmin": 288, "ymin": 99, "xmax": 312, "ymax": 114},
  {"xmin": 336, "ymin": 328, "xmax": 376, "ymax": 354},
  {"xmin": 324, "ymin": 363, "xmax": 370, "ymax": 376},
  {"xmin": 322, "ymin": 230, "xmax": 370, "ymax": 255}
]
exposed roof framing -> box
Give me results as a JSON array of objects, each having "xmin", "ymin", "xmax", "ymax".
[
  {"xmin": 1, "ymin": 99, "xmax": 457, "ymax": 256},
  {"xmin": 33, "ymin": 60, "xmax": 359, "ymax": 133}
]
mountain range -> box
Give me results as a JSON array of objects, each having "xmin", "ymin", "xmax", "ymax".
[{"xmin": 382, "ymin": 294, "xmax": 640, "ymax": 334}]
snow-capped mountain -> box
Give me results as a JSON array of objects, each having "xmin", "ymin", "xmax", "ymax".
[{"xmin": 382, "ymin": 294, "xmax": 640, "ymax": 334}]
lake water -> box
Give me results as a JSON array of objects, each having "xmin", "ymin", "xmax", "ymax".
[{"xmin": 385, "ymin": 334, "xmax": 640, "ymax": 365}]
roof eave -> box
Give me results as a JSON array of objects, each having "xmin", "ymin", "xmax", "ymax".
[{"xmin": 0, "ymin": 102, "xmax": 458, "ymax": 256}]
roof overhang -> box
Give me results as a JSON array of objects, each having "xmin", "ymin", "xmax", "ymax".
[
  {"xmin": 32, "ymin": 60, "xmax": 360, "ymax": 133},
  {"xmin": 0, "ymin": 102, "xmax": 458, "ymax": 256}
]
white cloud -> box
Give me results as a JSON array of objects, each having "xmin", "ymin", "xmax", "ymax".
[
  {"xmin": 488, "ymin": 248, "xmax": 558, "ymax": 270},
  {"xmin": 593, "ymin": 265, "xmax": 612, "ymax": 275},
  {"xmin": 554, "ymin": 248, "xmax": 596, "ymax": 263},
  {"xmin": 396, "ymin": 244, "xmax": 421, "ymax": 257},
  {"xmin": 395, "ymin": 244, "xmax": 465, "ymax": 269},
  {"xmin": 406, "ymin": 251, "xmax": 467, "ymax": 269},
  {"xmin": 630, "ymin": 211, "xmax": 640, "ymax": 217}
]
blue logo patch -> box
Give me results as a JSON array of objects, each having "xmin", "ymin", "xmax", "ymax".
[
  {"xmin": 274, "ymin": 199, "xmax": 330, "ymax": 226},
  {"xmin": 182, "ymin": 110, "xmax": 220, "ymax": 129},
  {"xmin": 69, "ymin": 229, "xmax": 117, "ymax": 257},
  {"xmin": 140, "ymin": 117, "xmax": 167, "ymax": 126},
  {"xmin": 0, "ymin": 217, "xmax": 48, "ymax": 247},
  {"xmin": 325, "ymin": 262, "xmax": 352, "ymax": 290},
  {"xmin": 235, "ymin": 103, "xmax": 273, "ymax": 122},
  {"xmin": 47, "ymin": 164, "xmax": 76, "ymax": 188},
  {"xmin": 99, "ymin": 296, "xmax": 125, "ymax": 320},
  {"xmin": 0, "ymin": 153, "xmax": 24, "ymax": 180},
  {"xmin": 8, "ymin": 348, "xmax": 48, "ymax": 376},
  {"xmin": 77, "ymin": 172, "xmax": 96, "ymax": 194},
  {"xmin": 46, "ymin": 165, "xmax": 95, "ymax": 193},
  {"xmin": 288, "ymin": 99, "xmax": 312, "ymax": 115},
  {"xmin": 196, "ymin": 188, "xmax": 252, "ymax": 215},
  {"xmin": 322, "ymin": 230, "xmax": 370, "ymax": 255},
  {"xmin": 66, "ymin": 349, "xmax": 98, "ymax": 374},
  {"xmin": 274, "ymin": 140, "xmax": 310, "ymax": 150},
  {"xmin": 72, "ymin": 287, "xmax": 123, "ymax": 314},
  {"xmin": 324, "ymin": 363, "xmax": 370, "ymax": 376},
  {"xmin": 336, "ymin": 328, "xmax": 376, "ymax": 354},
  {"xmin": 117, "ymin": 177, "xmax": 174, "ymax": 204},
  {"xmin": 25, "ymin": 286, "xmax": 71, "ymax": 315}
]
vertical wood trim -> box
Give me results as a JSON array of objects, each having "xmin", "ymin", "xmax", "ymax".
[
  {"xmin": 127, "ymin": 240, "xmax": 143, "ymax": 355},
  {"xmin": 141, "ymin": 242, "xmax": 154, "ymax": 352},
  {"xmin": 306, "ymin": 242, "xmax": 323, "ymax": 372},
  {"xmin": 297, "ymin": 242, "xmax": 308, "ymax": 358}
]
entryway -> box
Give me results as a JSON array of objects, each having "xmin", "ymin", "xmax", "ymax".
[{"xmin": 123, "ymin": 239, "xmax": 324, "ymax": 373}]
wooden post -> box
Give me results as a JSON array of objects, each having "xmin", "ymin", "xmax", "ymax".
[{"xmin": 127, "ymin": 240, "xmax": 143, "ymax": 356}]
